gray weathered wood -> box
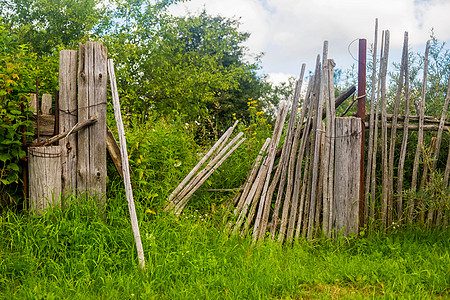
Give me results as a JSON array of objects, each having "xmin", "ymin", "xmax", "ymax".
[
  {"xmin": 364, "ymin": 19, "xmax": 378, "ymax": 225},
  {"xmin": 59, "ymin": 50, "xmax": 78, "ymax": 197},
  {"xmin": 29, "ymin": 94, "xmax": 38, "ymax": 114},
  {"xmin": 380, "ymin": 30, "xmax": 390, "ymax": 229},
  {"xmin": 108, "ymin": 59, "xmax": 146, "ymax": 269},
  {"xmin": 308, "ymin": 42, "xmax": 328, "ymax": 240},
  {"xmin": 28, "ymin": 146, "xmax": 62, "ymax": 214},
  {"xmin": 41, "ymin": 94, "xmax": 52, "ymax": 115},
  {"xmin": 77, "ymin": 42, "xmax": 108, "ymax": 205},
  {"xmin": 322, "ymin": 58, "xmax": 337, "ymax": 236},
  {"xmin": 45, "ymin": 115, "xmax": 97, "ymax": 146},
  {"xmin": 106, "ymin": 126, "xmax": 123, "ymax": 178},
  {"xmin": 396, "ymin": 33, "xmax": 410, "ymax": 223},
  {"xmin": 409, "ymin": 41, "xmax": 430, "ymax": 224},
  {"xmin": 251, "ymin": 102, "xmax": 288, "ymax": 242},
  {"xmin": 274, "ymin": 64, "xmax": 306, "ymax": 243},
  {"xmin": 430, "ymin": 69, "xmax": 450, "ymax": 226},
  {"xmin": 168, "ymin": 121, "xmax": 238, "ymax": 206},
  {"xmin": 333, "ymin": 117, "xmax": 361, "ymax": 236},
  {"xmin": 387, "ymin": 32, "xmax": 407, "ymax": 226},
  {"xmin": 287, "ymin": 75, "xmax": 315, "ymax": 242},
  {"xmin": 175, "ymin": 137, "xmax": 246, "ymax": 214},
  {"xmin": 234, "ymin": 138, "xmax": 271, "ymax": 214}
]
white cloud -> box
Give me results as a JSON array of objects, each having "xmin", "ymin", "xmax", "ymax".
[{"xmin": 168, "ymin": 0, "xmax": 450, "ymax": 83}]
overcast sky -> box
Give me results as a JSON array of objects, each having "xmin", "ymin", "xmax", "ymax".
[{"xmin": 169, "ymin": 0, "xmax": 450, "ymax": 84}]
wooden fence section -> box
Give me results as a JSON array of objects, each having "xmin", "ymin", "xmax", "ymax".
[
  {"xmin": 226, "ymin": 32, "xmax": 449, "ymax": 242},
  {"xmin": 27, "ymin": 42, "xmax": 122, "ymax": 210}
]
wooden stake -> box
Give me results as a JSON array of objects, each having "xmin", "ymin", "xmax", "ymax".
[
  {"xmin": 396, "ymin": 32, "xmax": 410, "ymax": 224},
  {"xmin": 380, "ymin": 30, "xmax": 390, "ymax": 230},
  {"xmin": 108, "ymin": 59, "xmax": 145, "ymax": 269},
  {"xmin": 409, "ymin": 41, "xmax": 430, "ymax": 224},
  {"xmin": 364, "ymin": 19, "xmax": 378, "ymax": 225}
]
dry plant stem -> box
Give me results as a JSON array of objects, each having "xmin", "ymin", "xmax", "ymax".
[
  {"xmin": 251, "ymin": 103, "xmax": 289, "ymax": 243},
  {"xmin": 108, "ymin": 59, "xmax": 145, "ymax": 270},
  {"xmin": 396, "ymin": 32, "xmax": 410, "ymax": 223},
  {"xmin": 234, "ymin": 138, "xmax": 271, "ymax": 213},
  {"xmin": 287, "ymin": 77, "xmax": 315, "ymax": 242},
  {"xmin": 273, "ymin": 64, "xmax": 306, "ymax": 242},
  {"xmin": 173, "ymin": 132, "xmax": 244, "ymax": 213},
  {"xmin": 308, "ymin": 42, "xmax": 327, "ymax": 240},
  {"xmin": 168, "ymin": 121, "xmax": 238, "ymax": 204},
  {"xmin": 380, "ymin": 30, "xmax": 390, "ymax": 230},
  {"xmin": 409, "ymin": 41, "xmax": 430, "ymax": 224},
  {"xmin": 387, "ymin": 33, "xmax": 407, "ymax": 226},
  {"xmin": 432, "ymin": 71, "xmax": 450, "ymax": 226},
  {"xmin": 364, "ymin": 19, "xmax": 378, "ymax": 224},
  {"xmin": 168, "ymin": 131, "xmax": 243, "ymax": 211},
  {"xmin": 175, "ymin": 137, "xmax": 246, "ymax": 214}
]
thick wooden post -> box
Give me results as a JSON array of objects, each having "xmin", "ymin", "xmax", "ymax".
[
  {"xmin": 59, "ymin": 50, "xmax": 78, "ymax": 198},
  {"xmin": 28, "ymin": 146, "xmax": 62, "ymax": 214},
  {"xmin": 77, "ymin": 42, "xmax": 107, "ymax": 205},
  {"xmin": 333, "ymin": 117, "xmax": 361, "ymax": 236}
]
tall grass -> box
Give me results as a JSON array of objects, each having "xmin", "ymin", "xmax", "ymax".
[{"xmin": 1, "ymin": 188, "xmax": 449, "ymax": 299}]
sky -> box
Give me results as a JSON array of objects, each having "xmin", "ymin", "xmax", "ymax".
[{"xmin": 168, "ymin": 0, "xmax": 450, "ymax": 84}]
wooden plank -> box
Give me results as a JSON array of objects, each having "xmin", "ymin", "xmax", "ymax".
[
  {"xmin": 28, "ymin": 146, "xmax": 62, "ymax": 214},
  {"xmin": 77, "ymin": 42, "xmax": 107, "ymax": 205},
  {"xmin": 106, "ymin": 126, "xmax": 123, "ymax": 178},
  {"xmin": 59, "ymin": 50, "xmax": 78, "ymax": 197},
  {"xmin": 364, "ymin": 114, "xmax": 450, "ymax": 126},
  {"xmin": 32, "ymin": 115, "xmax": 55, "ymax": 135},
  {"xmin": 365, "ymin": 123, "xmax": 450, "ymax": 131},
  {"xmin": 409, "ymin": 41, "xmax": 430, "ymax": 224},
  {"xmin": 396, "ymin": 33, "xmax": 410, "ymax": 224},
  {"xmin": 29, "ymin": 93, "xmax": 38, "ymax": 114},
  {"xmin": 41, "ymin": 94, "xmax": 52, "ymax": 115},
  {"xmin": 333, "ymin": 117, "xmax": 361, "ymax": 236},
  {"xmin": 108, "ymin": 59, "xmax": 146, "ymax": 269}
]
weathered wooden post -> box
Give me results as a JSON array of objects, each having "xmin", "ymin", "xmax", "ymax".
[
  {"xmin": 28, "ymin": 146, "xmax": 62, "ymax": 214},
  {"xmin": 59, "ymin": 50, "xmax": 78, "ymax": 198},
  {"xmin": 332, "ymin": 117, "xmax": 361, "ymax": 236},
  {"xmin": 77, "ymin": 42, "xmax": 107, "ymax": 205}
]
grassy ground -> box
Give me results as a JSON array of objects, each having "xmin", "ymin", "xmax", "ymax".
[{"xmin": 1, "ymin": 194, "xmax": 449, "ymax": 299}]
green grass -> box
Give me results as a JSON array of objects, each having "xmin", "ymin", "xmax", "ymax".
[{"xmin": 1, "ymin": 192, "xmax": 449, "ymax": 299}]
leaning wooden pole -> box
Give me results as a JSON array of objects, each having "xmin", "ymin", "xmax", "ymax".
[
  {"xmin": 108, "ymin": 59, "xmax": 145, "ymax": 269},
  {"xmin": 307, "ymin": 42, "xmax": 327, "ymax": 240}
]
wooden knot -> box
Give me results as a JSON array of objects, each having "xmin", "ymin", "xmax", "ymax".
[
  {"xmin": 98, "ymin": 73, "xmax": 102, "ymax": 79},
  {"xmin": 80, "ymin": 72, "xmax": 86, "ymax": 80},
  {"xmin": 97, "ymin": 171, "xmax": 101, "ymax": 178}
]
